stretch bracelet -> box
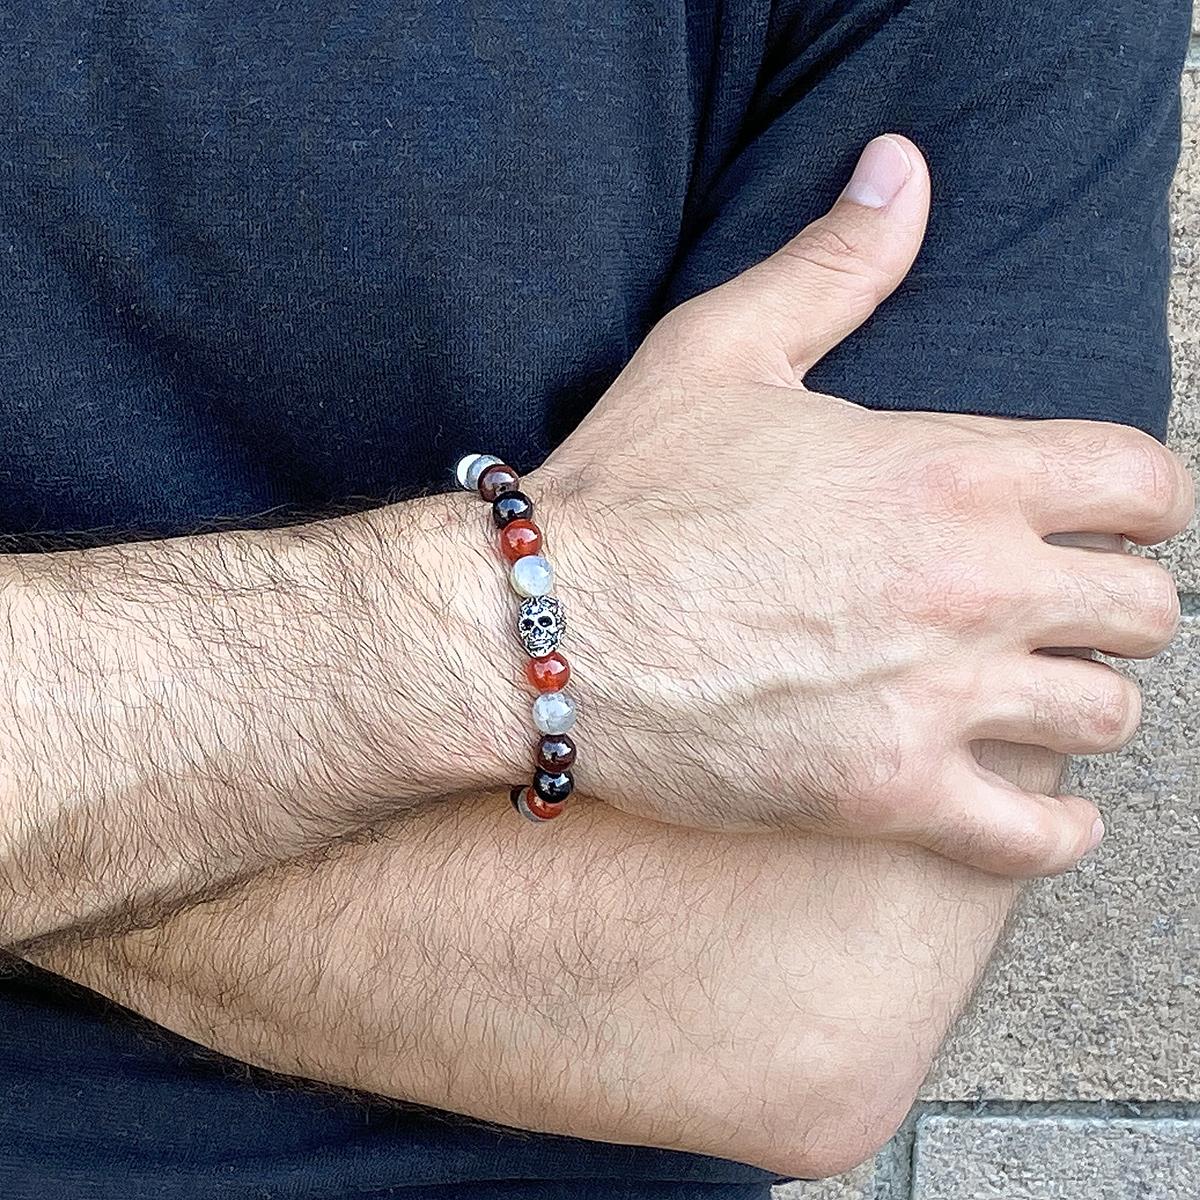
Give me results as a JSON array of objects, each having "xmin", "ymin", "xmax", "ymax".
[{"xmin": 455, "ymin": 453, "xmax": 577, "ymax": 823}]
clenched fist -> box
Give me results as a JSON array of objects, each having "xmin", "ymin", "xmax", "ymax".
[{"xmin": 524, "ymin": 136, "xmax": 1194, "ymax": 876}]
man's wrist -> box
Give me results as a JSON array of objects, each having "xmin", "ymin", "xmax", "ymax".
[
  {"xmin": 0, "ymin": 491, "xmax": 532, "ymax": 947},
  {"xmin": 366, "ymin": 491, "xmax": 530, "ymax": 799}
]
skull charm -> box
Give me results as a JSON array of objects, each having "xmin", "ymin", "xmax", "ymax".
[{"xmin": 516, "ymin": 595, "xmax": 565, "ymax": 658}]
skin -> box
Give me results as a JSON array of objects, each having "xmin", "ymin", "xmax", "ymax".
[
  {"xmin": 33, "ymin": 741, "xmax": 1043, "ymax": 1180},
  {"xmin": 532, "ymin": 136, "xmax": 1192, "ymax": 872},
  {"xmin": 2, "ymin": 137, "xmax": 1194, "ymax": 1184},
  {"xmin": 1, "ymin": 137, "xmax": 1191, "ymax": 951}
]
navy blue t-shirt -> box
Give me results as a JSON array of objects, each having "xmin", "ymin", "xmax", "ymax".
[{"xmin": 0, "ymin": 1, "xmax": 1187, "ymax": 1197}]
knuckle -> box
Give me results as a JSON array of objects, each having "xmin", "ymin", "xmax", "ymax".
[
  {"xmin": 779, "ymin": 1049, "xmax": 922, "ymax": 1179},
  {"xmin": 905, "ymin": 448, "xmax": 1007, "ymax": 522},
  {"xmin": 649, "ymin": 296, "xmax": 763, "ymax": 377},
  {"xmin": 647, "ymin": 298, "xmax": 715, "ymax": 351},
  {"xmin": 1116, "ymin": 432, "xmax": 1182, "ymax": 516},
  {"xmin": 779, "ymin": 223, "xmax": 883, "ymax": 307},
  {"xmin": 917, "ymin": 455, "xmax": 982, "ymax": 511},
  {"xmin": 832, "ymin": 734, "xmax": 922, "ymax": 831},
  {"xmin": 1089, "ymin": 677, "xmax": 1141, "ymax": 747},
  {"xmin": 1137, "ymin": 567, "xmax": 1181, "ymax": 645},
  {"xmin": 894, "ymin": 558, "xmax": 996, "ymax": 631}
]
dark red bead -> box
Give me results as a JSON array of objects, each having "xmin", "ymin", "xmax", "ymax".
[
  {"xmin": 525, "ymin": 651, "xmax": 570, "ymax": 692},
  {"xmin": 499, "ymin": 519, "xmax": 543, "ymax": 563},
  {"xmin": 493, "ymin": 491, "xmax": 533, "ymax": 528},
  {"xmin": 478, "ymin": 463, "xmax": 520, "ymax": 503},
  {"xmin": 536, "ymin": 733, "xmax": 577, "ymax": 772}
]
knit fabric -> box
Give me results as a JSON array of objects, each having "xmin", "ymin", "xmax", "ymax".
[{"xmin": 0, "ymin": 1, "xmax": 1188, "ymax": 1196}]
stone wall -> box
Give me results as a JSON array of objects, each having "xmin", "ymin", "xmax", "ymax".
[{"xmin": 775, "ymin": 47, "xmax": 1200, "ymax": 1200}]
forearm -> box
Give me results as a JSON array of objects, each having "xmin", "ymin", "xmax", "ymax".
[
  {"xmin": 0, "ymin": 492, "xmax": 517, "ymax": 947},
  {"xmin": 32, "ymin": 741, "xmax": 1058, "ymax": 1176}
]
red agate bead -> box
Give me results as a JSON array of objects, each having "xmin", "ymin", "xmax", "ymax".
[
  {"xmin": 499, "ymin": 519, "xmax": 543, "ymax": 562},
  {"xmin": 511, "ymin": 785, "xmax": 565, "ymax": 822},
  {"xmin": 525, "ymin": 651, "xmax": 570, "ymax": 692}
]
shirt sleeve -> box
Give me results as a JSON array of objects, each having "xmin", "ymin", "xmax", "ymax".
[{"xmin": 661, "ymin": 0, "xmax": 1189, "ymax": 439}]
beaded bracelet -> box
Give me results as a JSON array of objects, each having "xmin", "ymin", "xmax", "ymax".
[{"xmin": 455, "ymin": 453, "xmax": 577, "ymax": 823}]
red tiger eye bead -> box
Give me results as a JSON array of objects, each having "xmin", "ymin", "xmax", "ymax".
[
  {"xmin": 525, "ymin": 651, "xmax": 570, "ymax": 692},
  {"xmin": 525, "ymin": 790, "xmax": 566, "ymax": 820},
  {"xmin": 536, "ymin": 733, "xmax": 577, "ymax": 772},
  {"xmin": 499, "ymin": 519, "xmax": 543, "ymax": 563},
  {"xmin": 511, "ymin": 785, "xmax": 565, "ymax": 822},
  {"xmin": 478, "ymin": 463, "xmax": 520, "ymax": 502}
]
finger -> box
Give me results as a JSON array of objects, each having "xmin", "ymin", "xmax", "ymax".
[
  {"xmin": 1015, "ymin": 421, "xmax": 1195, "ymax": 546},
  {"xmin": 1030, "ymin": 549, "xmax": 1180, "ymax": 659},
  {"xmin": 973, "ymin": 654, "xmax": 1143, "ymax": 755},
  {"xmin": 903, "ymin": 755, "xmax": 1103, "ymax": 878},
  {"xmin": 702, "ymin": 135, "xmax": 932, "ymax": 376}
]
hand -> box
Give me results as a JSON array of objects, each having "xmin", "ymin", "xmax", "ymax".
[{"xmin": 532, "ymin": 136, "xmax": 1194, "ymax": 875}]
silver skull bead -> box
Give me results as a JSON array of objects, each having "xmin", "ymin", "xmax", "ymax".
[{"xmin": 516, "ymin": 595, "xmax": 565, "ymax": 658}]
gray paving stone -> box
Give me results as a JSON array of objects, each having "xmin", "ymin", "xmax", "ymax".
[
  {"xmin": 926, "ymin": 614, "xmax": 1200, "ymax": 1101},
  {"xmin": 911, "ymin": 1115, "xmax": 1200, "ymax": 1200},
  {"xmin": 771, "ymin": 1163, "xmax": 874, "ymax": 1200},
  {"xmin": 1160, "ymin": 71, "xmax": 1200, "ymax": 589}
]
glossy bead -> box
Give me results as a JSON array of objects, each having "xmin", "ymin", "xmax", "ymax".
[
  {"xmin": 533, "ymin": 768, "xmax": 574, "ymax": 804},
  {"xmin": 526, "ymin": 790, "xmax": 566, "ymax": 820},
  {"xmin": 493, "ymin": 491, "xmax": 533, "ymax": 528},
  {"xmin": 511, "ymin": 785, "xmax": 565, "ymax": 823},
  {"xmin": 526, "ymin": 652, "xmax": 570, "ymax": 692},
  {"xmin": 455, "ymin": 454, "xmax": 483, "ymax": 489},
  {"xmin": 461, "ymin": 453, "xmax": 502, "ymax": 491},
  {"xmin": 478, "ymin": 463, "xmax": 520, "ymax": 502},
  {"xmin": 532, "ymin": 691, "xmax": 577, "ymax": 735},
  {"xmin": 536, "ymin": 733, "xmax": 577, "ymax": 772},
  {"xmin": 510, "ymin": 554, "xmax": 554, "ymax": 597},
  {"xmin": 499, "ymin": 519, "xmax": 542, "ymax": 563}
]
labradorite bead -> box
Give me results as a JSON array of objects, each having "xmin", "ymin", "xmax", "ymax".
[
  {"xmin": 510, "ymin": 553, "xmax": 554, "ymax": 598},
  {"xmin": 462, "ymin": 453, "xmax": 502, "ymax": 490},
  {"xmin": 532, "ymin": 691, "xmax": 577, "ymax": 735}
]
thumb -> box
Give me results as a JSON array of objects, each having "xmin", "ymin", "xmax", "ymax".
[{"xmin": 714, "ymin": 134, "xmax": 931, "ymax": 377}]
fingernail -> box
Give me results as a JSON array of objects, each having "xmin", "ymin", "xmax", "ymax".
[
  {"xmin": 1086, "ymin": 817, "xmax": 1105, "ymax": 854},
  {"xmin": 844, "ymin": 136, "xmax": 912, "ymax": 209}
]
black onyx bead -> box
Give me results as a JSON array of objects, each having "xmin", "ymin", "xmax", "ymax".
[
  {"xmin": 493, "ymin": 490, "xmax": 533, "ymax": 528},
  {"xmin": 532, "ymin": 768, "xmax": 574, "ymax": 804},
  {"xmin": 536, "ymin": 733, "xmax": 577, "ymax": 773},
  {"xmin": 510, "ymin": 785, "xmax": 527, "ymax": 813},
  {"xmin": 478, "ymin": 463, "xmax": 521, "ymax": 503}
]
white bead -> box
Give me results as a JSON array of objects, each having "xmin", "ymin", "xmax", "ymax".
[
  {"xmin": 510, "ymin": 555, "xmax": 554, "ymax": 598},
  {"xmin": 455, "ymin": 454, "xmax": 484, "ymax": 489},
  {"xmin": 533, "ymin": 692, "xmax": 577, "ymax": 735},
  {"xmin": 464, "ymin": 454, "xmax": 503, "ymax": 490}
]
